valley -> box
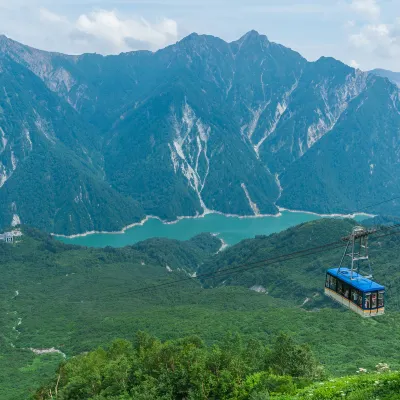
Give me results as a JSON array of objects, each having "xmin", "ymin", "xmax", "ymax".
[{"xmin": 56, "ymin": 210, "xmax": 369, "ymax": 248}]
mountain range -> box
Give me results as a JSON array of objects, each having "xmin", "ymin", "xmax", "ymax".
[
  {"xmin": 371, "ymin": 68, "xmax": 400, "ymax": 87},
  {"xmin": 1, "ymin": 31, "xmax": 400, "ymax": 235}
]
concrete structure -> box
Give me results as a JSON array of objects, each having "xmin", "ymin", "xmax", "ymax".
[{"xmin": 0, "ymin": 232, "xmax": 14, "ymax": 243}]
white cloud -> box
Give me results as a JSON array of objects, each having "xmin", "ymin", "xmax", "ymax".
[
  {"xmin": 244, "ymin": 4, "xmax": 333, "ymax": 14},
  {"xmin": 39, "ymin": 8, "xmax": 68, "ymax": 24},
  {"xmin": 344, "ymin": 20, "xmax": 356, "ymax": 29},
  {"xmin": 349, "ymin": 31, "xmax": 370, "ymax": 47},
  {"xmin": 350, "ymin": 59, "xmax": 360, "ymax": 68},
  {"xmin": 349, "ymin": 23, "xmax": 400, "ymax": 59},
  {"xmin": 20, "ymin": 7, "xmax": 179, "ymax": 55},
  {"xmin": 350, "ymin": 0, "xmax": 380, "ymax": 19},
  {"xmin": 73, "ymin": 9, "xmax": 178, "ymax": 53},
  {"xmin": 348, "ymin": 2, "xmax": 400, "ymax": 65}
]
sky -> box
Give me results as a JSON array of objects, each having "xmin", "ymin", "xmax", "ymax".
[{"xmin": 0, "ymin": 0, "xmax": 399, "ymax": 71}]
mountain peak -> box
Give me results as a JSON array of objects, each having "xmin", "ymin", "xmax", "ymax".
[
  {"xmin": 239, "ymin": 30, "xmax": 268, "ymax": 42},
  {"xmin": 245, "ymin": 29, "xmax": 260, "ymax": 37},
  {"xmin": 185, "ymin": 32, "xmax": 199, "ymax": 39},
  {"xmin": 0, "ymin": 34, "xmax": 12, "ymax": 53},
  {"xmin": 171, "ymin": 32, "xmax": 227, "ymax": 53},
  {"xmin": 316, "ymin": 56, "xmax": 339, "ymax": 63},
  {"xmin": 176, "ymin": 32, "xmax": 200, "ymax": 44},
  {"xmin": 0, "ymin": 34, "xmax": 25, "ymax": 52},
  {"xmin": 233, "ymin": 30, "xmax": 270, "ymax": 49}
]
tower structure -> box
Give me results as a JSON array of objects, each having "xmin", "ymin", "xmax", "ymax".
[{"xmin": 338, "ymin": 226, "xmax": 375, "ymax": 280}]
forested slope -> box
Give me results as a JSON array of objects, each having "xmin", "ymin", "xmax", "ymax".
[
  {"xmin": 199, "ymin": 218, "xmax": 400, "ymax": 309},
  {"xmin": 2, "ymin": 220, "xmax": 400, "ymax": 398}
]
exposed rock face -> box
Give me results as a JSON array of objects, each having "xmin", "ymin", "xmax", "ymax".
[{"xmin": 0, "ymin": 32, "xmax": 399, "ymax": 234}]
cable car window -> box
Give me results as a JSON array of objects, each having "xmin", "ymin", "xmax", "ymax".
[
  {"xmin": 337, "ymin": 280, "xmax": 343, "ymax": 295},
  {"xmin": 371, "ymin": 292, "xmax": 377, "ymax": 308},
  {"xmin": 326, "ymin": 275, "xmax": 336, "ymax": 291},
  {"xmin": 357, "ymin": 292, "xmax": 363, "ymax": 308},
  {"xmin": 330, "ymin": 276, "xmax": 337, "ymax": 291},
  {"xmin": 351, "ymin": 288, "xmax": 359, "ymax": 304},
  {"xmin": 365, "ymin": 293, "xmax": 371, "ymax": 309},
  {"xmin": 378, "ymin": 292, "xmax": 384, "ymax": 308},
  {"xmin": 343, "ymin": 284, "xmax": 350, "ymax": 299},
  {"xmin": 325, "ymin": 274, "xmax": 332, "ymax": 289}
]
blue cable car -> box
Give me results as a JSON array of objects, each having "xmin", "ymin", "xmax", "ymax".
[
  {"xmin": 324, "ymin": 226, "xmax": 385, "ymax": 317},
  {"xmin": 325, "ymin": 268, "xmax": 385, "ymax": 317}
]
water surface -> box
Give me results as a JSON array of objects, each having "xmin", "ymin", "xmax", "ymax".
[{"xmin": 57, "ymin": 211, "xmax": 328, "ymax": 248}]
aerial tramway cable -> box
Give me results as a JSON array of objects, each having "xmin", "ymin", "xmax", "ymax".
[
  {"xmin": 110, "ymin": 196, "xmax": 400, "ymax": 295},
  {"xmin": 111, "ymin": 224, "xmax": 400, "ymax": 297},
  {"xmin": 54, "ymin": 194, "xmax": 400, "ymax": 302},
  {"xmin": 361, "ymin": 195, "xmax": 400, "ymax": 211},
  {"xmin": 56, "ymin": 224, "xmax": 400, "ymax": 304}
]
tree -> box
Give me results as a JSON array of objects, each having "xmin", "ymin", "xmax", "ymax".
[{"xmin": 268, "ymin": 333, "xmax": 324, "ymax": 380}]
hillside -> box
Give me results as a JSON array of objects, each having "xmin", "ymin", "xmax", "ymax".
[
  {"xmin": 2, "ymin": 220, "xmax": 400, "ymax": 398},
  {"xmin": 1, "ymin": 33, "xmax": 400, "ymax": 234}
]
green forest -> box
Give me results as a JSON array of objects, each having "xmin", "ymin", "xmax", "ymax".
[
  {"xmin": 2, "ymin": 220, "xmax": 400, "ymax": 399},
  {"xmin": 33, "ymin": 333, "xmax": 400, "ymax": 400}
]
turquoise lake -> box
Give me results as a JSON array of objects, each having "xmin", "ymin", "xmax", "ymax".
[{"xmin": 56, "ymin": 211, "xmax": 367, "ymax": 248}]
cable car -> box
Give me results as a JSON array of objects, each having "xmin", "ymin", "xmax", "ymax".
[{"xmin": 324, "ymin": 226, "xmax": 385, "ymax": 317}]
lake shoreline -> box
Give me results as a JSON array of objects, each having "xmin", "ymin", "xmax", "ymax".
[
  {"xmin": 53, "ymin": 211, "xmax": 282, "ymax": 239},
  {"xmin": 53, "ymin": 208, "xmax": 375, "ymax": 239},
  {"xmin": 277, "ymin": 207, "xmax": 374, "ymax": 219}
]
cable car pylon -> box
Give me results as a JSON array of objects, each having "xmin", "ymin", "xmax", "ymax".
[{"xmin": 338, "ymin": 226, "xmax": 376, "ymax": 280}]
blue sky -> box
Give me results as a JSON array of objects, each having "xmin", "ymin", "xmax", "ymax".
[{"xmin": 0, "ymin": 0, "xmax": 399, "ymax": 71}]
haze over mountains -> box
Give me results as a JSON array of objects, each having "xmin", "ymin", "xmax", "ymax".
[
  {"xmin": 1, "ymin": 31, "xmax": 400, "ymax": 235},
  {"xmin": 371, "ymin": 69, "xmax": 400, "ymax": 88}
]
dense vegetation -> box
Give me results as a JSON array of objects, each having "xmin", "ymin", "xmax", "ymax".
[
  {"xmin": 34, "ymin": 332, "xmax": 323, "ymax": 399},
  {"xmin": 2, "ymin": 219, "xmax": 400, "ymax": 399},
  {"xmin": 34, "ymin": 333, "xmax": 400, "ymax": 400}
]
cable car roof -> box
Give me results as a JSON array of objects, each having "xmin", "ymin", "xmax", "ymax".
[{"xmin": 327, "ymin": 268, "xmax": 385, "ymax": 292}]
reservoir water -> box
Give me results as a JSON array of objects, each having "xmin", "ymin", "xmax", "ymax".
[{"xmin": 56, "ymin": 211, "xmax": 366, "ymax": 248}]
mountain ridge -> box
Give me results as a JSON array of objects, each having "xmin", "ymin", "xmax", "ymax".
[
  {"xmin": 370, "ymin": 68, "xmax": 400, "ymax": 87},
  {"xmin": 1, "ymin": 32, "xmax": 399, "ymax": 234}
]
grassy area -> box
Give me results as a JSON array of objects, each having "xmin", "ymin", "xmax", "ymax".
[{"xmin": 275, "ymin": 371, "xmax": 400, "ymax": 399}]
